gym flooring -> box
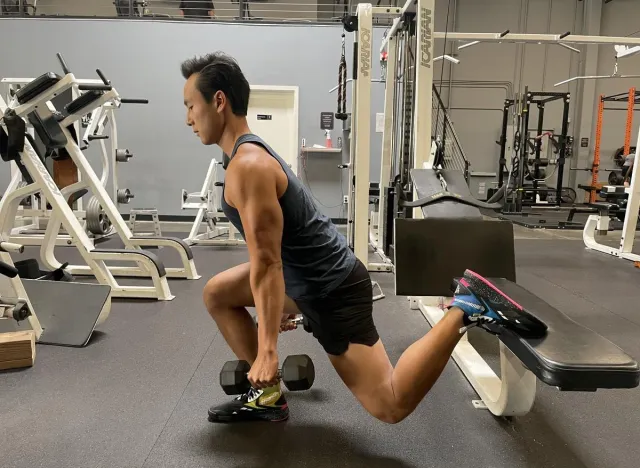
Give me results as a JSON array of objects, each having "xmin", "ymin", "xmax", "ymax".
[{"xmin": 1, "ymin": 227, "xmax": 639, "ymax": 468}]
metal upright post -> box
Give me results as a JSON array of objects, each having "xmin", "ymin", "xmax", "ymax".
[
  {"xmin": 411, "ymin": 0, "xmax": 435, "ymax": 219},
  {"xmin": 497, "ymin": 99, "xmax": 512, "ymax": 188},
  {"xmin": 556, "ymin": 93, "xmax": 571, "ymax": 206},
  {"xmin": 590, "ymin": 95, "xmax": 604, "ymax": 203},
  {"xmin": 517, "ymin": 89, "xmax": 531, "ymax": 212},
  {"xmin": 534, "ymin": 102, "xmax": 545, "ymax": 193},
  {"xmin": 351, "ymin": 3, "xmax": 373, "ymax": 265},
  {"xmin": 620, "ymin": 128, "xmax": 640, "ymax": 256}
]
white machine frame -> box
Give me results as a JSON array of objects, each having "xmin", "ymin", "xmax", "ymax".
[
  {"xmin": 0, "ymin": 243, "xmax": 44, "ymax": 340},
  {"xmin": 347, "ymin": 0, "xmax": 640, "ymax": 416},
  {"xmin": 3, "ymin": 77, "xmax": 137, "ymax": 247},
  {"xmin": 0, "ymin": 75, "xmax": 175, "ymax": 300},
  {"xmin": 583, "ymin": 128, "xmax": 640, "ymax": 261},
  {"xmin": 2, "ymin": 75, "xmax": 200, "ymax": 284},
  {"xmin": 181, "ymin": 159, "xmax": 244, "ymax": 246}
]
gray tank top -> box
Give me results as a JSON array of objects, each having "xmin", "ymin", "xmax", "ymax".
[{"xmin": 220, "ymin": 134, "xmax": 356, "ymax": 300}]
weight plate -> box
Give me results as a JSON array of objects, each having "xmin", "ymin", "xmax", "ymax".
[
  {"xmin": 86, "ymin": 196, "xmax": 112, "ymax": 235},
  {"xmin": 117, "ymin": 188, "xmax": 134, "ymax": 204}
]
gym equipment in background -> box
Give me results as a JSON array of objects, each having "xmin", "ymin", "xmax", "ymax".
[
  {"xmin": 349, "ymin": 0, "xmax": 640, "ymax": 418},
  {"xmin": 2, "ymin": 55, "xmax": 200, "ymax": 288},
  {"xmin": 181, "ymin": 159, "xmax": 244, "ymax": 246},
  {"xmin": 2, "ymin": 76, "xmax": 149, "ymax": 246},
  {"xmin": 0, "ymin": 239, "xmax": 111, "ymax": 348},
  {"xmin": 0, "ymin": 0, "xmax": 36, "ymax": 15},
  {"xmin": 578, "ymin": 88, "xmax": 639, "ymax": 203},
  {"xmin": 493, "ymin": 88, "xmax": 579, "ymax": 229},
  {"xmin": 0, "ymin": 54, "xmax": 186, "ymax": 300}
]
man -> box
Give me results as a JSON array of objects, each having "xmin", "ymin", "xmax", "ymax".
[
  {"xmin": 179, "ymin": 0, "xmax": 215, "ymax": 19},
  {"xmin": 181, "ymin": 52, "xmax": 546, "ymax": 424}
]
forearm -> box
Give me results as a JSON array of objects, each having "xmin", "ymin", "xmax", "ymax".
[{"xmin": 251, "ymin": 261, "xmax": 285, "ymax": 353}]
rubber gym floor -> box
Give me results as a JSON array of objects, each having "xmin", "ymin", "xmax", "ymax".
[{"xmin": 1, "ymin": 226, "xmax": 639, "ymax": 468}]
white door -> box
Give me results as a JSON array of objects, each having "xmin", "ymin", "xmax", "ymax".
[{"xmin": 247, "ymin": 86, "xmax": 299, "ymax": 175}]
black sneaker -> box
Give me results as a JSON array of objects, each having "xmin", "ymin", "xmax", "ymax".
[{"xmin": 208, "ymin": 387, "xmax": 289, "ymax": 423}]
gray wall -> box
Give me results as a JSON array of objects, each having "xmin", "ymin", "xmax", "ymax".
[
  {"xmin": 0, "ymin": 18, "xmax": 386, "ymax": 217},
  {"xmin": 2, "ymin": 1, "xmax": 640, "ymax": 214}
]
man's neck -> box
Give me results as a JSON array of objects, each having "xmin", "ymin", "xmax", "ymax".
[{"xmin": 219, "ymin": 117, "xmax": 252, "ymax": 157}]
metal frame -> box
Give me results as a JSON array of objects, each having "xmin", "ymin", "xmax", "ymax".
[
  {"xmin": 181, "ymin": 159, "xmax": 244, "ymax": 246},
  {"xmin": 2, "ymin": 75, "xmax": 199, "ymax": 282},
  {"xmin": 368, "ymin": 32, "xmax": 396, "ymax": 271},
  {"xmin": 0, "ymin": 78, "xmax": 175, "ymax": 300},
  {"xmin": 347, "ymin": 4, "xmax": 414, "ymax": 273},
  {"xmin": 3, "ymin": 77, "xmax": 135, "ymax": 247},
  {"xmin": 411, "ymin": 297, "xmax": 537, "ymax": 416},
  {"xmin": 583, "ymin": 125, "xmax": 640, "ymax": 262}
]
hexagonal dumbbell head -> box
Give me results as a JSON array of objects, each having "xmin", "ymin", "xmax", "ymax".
[
  {"xmin": 219, "ymin": 359, "xmax": 251, "ymax": 395},
  {"xmin": 281, "ymin": 354, "xmax": 315, "ymax": 391}
]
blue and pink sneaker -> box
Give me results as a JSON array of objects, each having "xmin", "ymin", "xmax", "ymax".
[{"xmin": 450, "ymin": 269, "xmax": 547, "ymax": 338}]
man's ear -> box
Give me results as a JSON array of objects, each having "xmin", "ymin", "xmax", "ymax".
[{"xmin": 214, "ymin": 90, "xmax": 226, "ymax": 113}]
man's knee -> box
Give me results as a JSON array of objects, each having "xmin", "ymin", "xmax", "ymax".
[
  {"xmin": 369, "ymin": 405, "xmax": 409, "ymax": 425},
  {"xmin": 203, "ymin": 275, "xmax": 228, "ymax": 311}
]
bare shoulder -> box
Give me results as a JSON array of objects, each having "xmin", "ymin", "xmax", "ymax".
[
  {"xmin": 228, "ymin": 144, "xmax": 279, "ymax": 181},
  {"xmin": 225, "ymin": 144, "xmax": 286, "ymax": 207}
]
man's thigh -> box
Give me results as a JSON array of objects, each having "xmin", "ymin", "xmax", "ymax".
[{"xmin": 209, "ymin": 262, "xmax": 300, "ymax": 315}]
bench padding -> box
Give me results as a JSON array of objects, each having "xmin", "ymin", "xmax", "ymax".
[{"xmin": 489, "ymin": 278, "xmax": 640, "ymax": 391}]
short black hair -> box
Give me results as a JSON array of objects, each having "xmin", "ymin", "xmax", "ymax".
[{"xmin": 181, "ymin": 52, "xmax": 250, "ymax": 116}]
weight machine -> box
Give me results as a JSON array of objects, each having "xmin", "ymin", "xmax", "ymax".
[
  {"xmin": 181, "ymin": 159, "xmax": 244, "ymax": 246},
  {"xmin": 0, "ymin": 54, "xmax": 201, "ymax": 300},
  {"xmin": 2, "ymin": 77, "xmax": 146, "ymax": 245}
]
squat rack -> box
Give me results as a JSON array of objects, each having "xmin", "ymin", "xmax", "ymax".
[{"xmin": 587, "ymin": 87, "xmax": 639, "ymax": 203}]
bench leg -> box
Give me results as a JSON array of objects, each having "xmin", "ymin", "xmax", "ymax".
[
  {"xmin": 415, "ymin": 296, "xmax": 537, "ymax": 417},
  {"xmin": 583, "ymin": 215, "xmax": 621, "ymax": 257}
]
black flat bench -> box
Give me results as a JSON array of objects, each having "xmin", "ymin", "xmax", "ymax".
[{"xmin": 486, "ymin": 278, "xmax": 639, "ymax": 391}]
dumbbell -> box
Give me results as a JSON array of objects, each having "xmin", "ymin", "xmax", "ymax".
[
  {"xmin": 219, "ymin": 354, "xmax": 315, "ymax": 395},
  {"xmin": 253, "ymin": 314, "xmax": 312, "ymax": 333}
]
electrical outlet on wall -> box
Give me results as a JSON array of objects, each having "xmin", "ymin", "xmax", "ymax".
[{"xmin": 343, "ymin": 196, "xmax": 349, "ymax": 204}]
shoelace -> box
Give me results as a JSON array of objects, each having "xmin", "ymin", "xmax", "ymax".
[
  {"xmin": 459, "ymin": 315, "xmax": 498, "ymax": 335},
  {"xmin": 236, "ymin": 387, "xmax": 260, "ymax": 402}
]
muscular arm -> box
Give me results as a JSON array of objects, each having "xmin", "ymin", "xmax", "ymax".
[{"xmin": 227, "ymin": 151, "xmax": 284, "ymax": 355}]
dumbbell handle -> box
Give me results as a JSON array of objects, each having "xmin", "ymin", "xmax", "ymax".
[{"xmin": 254, "ymin": 315, "xmax": 310, "ymax": 332}]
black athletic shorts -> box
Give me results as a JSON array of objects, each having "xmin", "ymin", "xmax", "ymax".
[{"xmin": 294, "ymin": 258, "xmax": 379, "ymax": 356}]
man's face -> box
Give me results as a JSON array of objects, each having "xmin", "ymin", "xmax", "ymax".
[{"xmin": 184, "ymin": 73, "xmax": 224, "ymax": 146}]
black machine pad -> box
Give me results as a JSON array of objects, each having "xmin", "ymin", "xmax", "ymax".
[
  {"xmin": 15, "ymin": 72, "xmax": 61, "ymax": 105},
  {"xmin": 0, "ymin": 280, "xmax": 111, "ymax": 347},
  {"xmin": 410, "ymin": 168, "xmax": 482, "ymax": 219},
  {"xmin": 394, "ymin": 217, "xmax": 516, "ymax": 296},
  {"xmin": 489, "ymin": 278, "xmax": 640, "ymax": 390}
]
